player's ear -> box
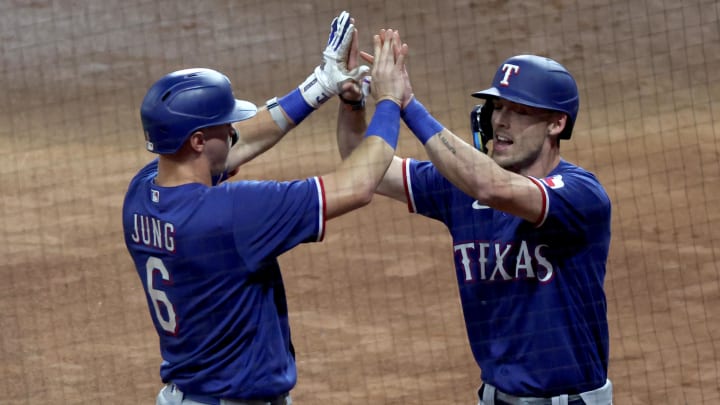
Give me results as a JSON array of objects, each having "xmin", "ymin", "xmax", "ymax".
[
  {"xmin": 547, "ymin": 113, "xmax": 567, "ymax": 137},
  {"xmin": 188, "ymin": 130, "xmax": 205, "ymax": 152}
]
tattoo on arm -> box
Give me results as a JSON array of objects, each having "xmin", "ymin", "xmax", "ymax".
[{"xmin": 438, "ymin": 133, "xmax": 456, "ymax": 155}]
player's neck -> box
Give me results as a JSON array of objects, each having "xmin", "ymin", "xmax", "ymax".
[
  {"xmin": 519, "ymin": 148, "xmax": 561, "ymax": 178},
  {"xmin": 155, "ymin": 155, "xmax": 212, "ymax": 187}
]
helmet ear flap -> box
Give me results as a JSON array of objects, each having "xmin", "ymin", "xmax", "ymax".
[{"xmin": 470, "ymin": 103, "xmax": 494, "ymax": 153}]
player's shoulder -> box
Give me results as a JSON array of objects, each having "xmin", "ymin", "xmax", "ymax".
[
  {"xmin": 125, "ymin": 159, "xmax": 158, "ymax": 197},
  {"xmin": 546, "ymin": 160, "xmax": 611, "ymax": 205},
  {"xmin": 213, "ymin": 177, "xmax": 320, "ymax": 198},
  {"xmin": 408, "ymin": 158, "xmax": 452, "ymax": 184},
  {"xmin": 549, "ymin": 160, "xmax": 604, "ymax": 186},
  {"xmin": 215, "ymin": 178, "xmax": 285, "ymax": 193},
  {"xmin": 127, "ymin": 158, "xmax": 158, "ymax": 185}
]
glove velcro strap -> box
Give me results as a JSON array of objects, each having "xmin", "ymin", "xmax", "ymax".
[
  {"xmin": 401, "ymin": 98, "xmax": 444, "ymax": 145},
  {"xmin": 300, "ymin": 68, "xmax": 333, "ymax": 108},
  {"xmin": 365, "ymin": 100, "xmax": 401, "ymax": 149}
]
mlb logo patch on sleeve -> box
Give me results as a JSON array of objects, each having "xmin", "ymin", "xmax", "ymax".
[{"xmin": 541, "ymin": 175, "xmax": 565, "ymax": 189}]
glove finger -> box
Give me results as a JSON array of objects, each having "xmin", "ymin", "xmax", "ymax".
[
  {"xmin": 334, "ymin": 22, "xmax": 355, "ymax": 59},
  {"xmin": 327, "ymin": 17, "xmax": 339, "ymax": 46},
  {"xmin": 329, "ymin": 12, "xmax": 349, "ymax": 50},
  {"xmin": 333, "ymin": 12, "xmax": 351, "ymax": 51},
  {"xmin": 337, "ymin": 11, "xmax": 350, "ymax": 33}
]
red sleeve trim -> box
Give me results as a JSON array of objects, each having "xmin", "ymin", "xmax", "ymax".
[
  {"xmin": 315, "ymin": 176, "xmax": 327, "ymax": 242},
  {"xmin": 402, "ymin": 158, "xmax": 417, "ymax": 213},
  {"xmin": 527, "ymin": 176, "xmax": 549, "ymax": 228}
]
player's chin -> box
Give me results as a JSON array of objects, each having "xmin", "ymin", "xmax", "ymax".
[
  {"xmin": 490, "ymin": 150, "xmax": 510, "ymax": 165},
  {"xmin": 492, "ymin": 153, "xmax": 524, "ymax": 172}
]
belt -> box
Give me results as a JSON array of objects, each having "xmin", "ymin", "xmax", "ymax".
[
  {"xmin": 184, "ymin": 393, "xmax": 222, "ymax": 405},
  {"xmin": 480, "ymin": 384, "xmax": 585, "ymax": 405},
  {"xmin": 183, "ymin": 393, "xmax": 289, "ymax": 405},
  {"xmin": 164, "ymin": 383, "xmax": 288, "ymax": 405}
]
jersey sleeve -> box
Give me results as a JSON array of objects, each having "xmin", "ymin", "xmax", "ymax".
[
  {"xmin": 228, "ymin": 177, "xmax": 325, "ymax": 266},
  {"xmin": 530, "ymin": 169, "xmax": 611, "ymax": 239},
  {"xmin": 403, "ymin": 158, "xmax": 456, "ymax": 223}
]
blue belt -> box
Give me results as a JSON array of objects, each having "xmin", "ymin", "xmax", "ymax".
[
  {"xmin": 184, "ymin": 393, "xmax": 221, "ymax": 405},
  {"xmin": 182, "ymin": 392, "xmax": 289, "ymax": 405}
]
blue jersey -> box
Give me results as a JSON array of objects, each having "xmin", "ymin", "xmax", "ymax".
[
  {"xmin": 403, "ymin": 158, "xmax": 611, "ymax": 397},
  {"xmin": 122, "ymin": 159, "xmax": 325, "ymax": 399}
]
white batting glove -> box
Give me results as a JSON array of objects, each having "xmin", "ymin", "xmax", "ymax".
[{"xmin": 299, "ymin": 11, "xmax": 370, "ymax": 108}]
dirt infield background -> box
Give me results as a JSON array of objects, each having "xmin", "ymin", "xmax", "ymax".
[{"xmin": 1, "ymin": 0, "xmax": 719, "ymax": 404}]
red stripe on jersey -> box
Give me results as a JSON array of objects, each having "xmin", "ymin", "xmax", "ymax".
[
  {"xmin": 402, "ymin": 158, "xmax": 416, "ymax": 213},
  {"xmin": 527, "ymin": 176, "xmax": 549, "ymax": 227},
  {"xmin": 316, "ymin": 176, "xmax": 327, "ymax": 241}
]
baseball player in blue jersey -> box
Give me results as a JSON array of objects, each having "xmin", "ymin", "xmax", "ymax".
[
  {"xmin": 340, "ymin": 46, "xmax": 613, "ymax": 403},
  {"xmin": 122, "ymin": 12, "xmax": 409, "ymax": 404}
]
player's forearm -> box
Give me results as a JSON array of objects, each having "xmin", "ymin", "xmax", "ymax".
[
  {"xmin": 425, "ymin": 130, "xmax": 544, "ymax": 222},
  {"xmin": 324, "ymin": 100, "xmax": 401, "ymax": 218},
  {"xmin": 425, "ymin": 129, "xmax": 502, "ymax": 200},
  {"xmin": 324, "ymin": 137, "xmax": 396, "ymax": 218},
  {"xmin": 342, "ymin": 137, "xmax": 396, "ymax": 197},
  {"xmin": 224, "ymin": 67, "xmax": 330, "ymax": 173},
  {"xmin": 226, "ymin": 107, "xmax": 286, "ymax": 171},
  {"xmin": 336, "ymin": 96, "xmax": 410, "ymax": 202},
  {"xmin": 336, "ymin": 101, "xmax": 367, "ymax": 160},
  {"xmin": 402, "ymin": 97, "xmax": 541, "ymax": 218},
  {"xmin": 338, "ymin": 100, "xmax": 400, "ymax": 197},
  {"xmin": 225, "ymin": 81, "xmax": 332, "ymax": 172},
  {"xmin": 401, "ymin": 97, "xmax": 494, "ymax": 197}
]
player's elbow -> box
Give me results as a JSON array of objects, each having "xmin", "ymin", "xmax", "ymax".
[
  {"xmin": 326, "ymin": 186, "xmax": 374, "ymax": 220},
  {"xmin": 360, "ymin": 187, "xmax": 376, "ymax": 206},
  {"xmin": 351, "ymin": 183, "xmax": 376, "ymax": 207}
]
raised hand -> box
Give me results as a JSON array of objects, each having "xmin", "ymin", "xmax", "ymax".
[
  {"xmin": 360, "ymin": 30, "xmax": 413, "ymax": 108},
  {"xmin": 325, "ymin": 12, "xmax": 369, "ymax": 82},
  {"xmin": 369, "ymin": 29, "xmax": 408, "ymax": 107},
  {"xmin": 305, "ymin": 11, "xmax": 370, "ymax": 107},
  {"xmin": 339, "ymin": 18, "xmax": 370, "ymax": 105},
  {"xmin": 274, "ymin": 11, "xmax": 370, "ymax": 128}
]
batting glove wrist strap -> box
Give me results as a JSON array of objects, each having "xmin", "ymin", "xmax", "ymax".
[
  {"xmin": 402, "ymin": 97, "xmax": 444, "ymax": 145},
  {"xmin": 365, "ymin": 100, "xmax": 401, "ymax": 149},
  {"xmin": 300, "ymin": 68, "xmax": 334, "ymax": 109}
]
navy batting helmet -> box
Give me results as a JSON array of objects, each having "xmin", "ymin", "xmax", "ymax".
[
  {"xmin": 470, "ymin": 55, "xmax": 579, "ymax": 152},
  {"xmin": 140, "ymin": 68, "xmax": 258, "ymax": 154}
]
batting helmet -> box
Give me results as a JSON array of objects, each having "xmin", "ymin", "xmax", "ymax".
[
  {"xmin": 470, "ymin": 55, "xmax": 579, "ymax": 151},
  {"xmin": 140, "ymin": 68, "xmax": 258, "ymax": 154}
]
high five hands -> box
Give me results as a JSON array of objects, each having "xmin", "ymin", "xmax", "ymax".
[
  {"xmin": 368, "ymin": 29, "xmax": 408, "ymax": 107},
  {"xmin": 340, "ymin": 27, "xmax": 411, "ymax": 108}
]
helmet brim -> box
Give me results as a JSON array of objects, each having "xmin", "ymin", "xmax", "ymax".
[
  {"xmin": 226, "ymin": 99, "xmax": 258, "ymax": 123},
  {"xmin": 471, "ymin": 87, "xmax": 500, "ymax": 99},
  {"xmin": 472, "ymin": 87, "xmax": 564, "ymax": 113}
]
